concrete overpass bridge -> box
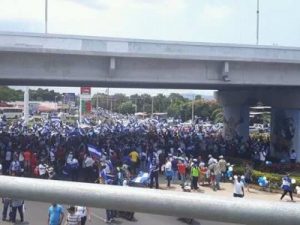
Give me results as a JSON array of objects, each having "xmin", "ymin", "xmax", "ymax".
[{"xmin": 1, "ymin": 32, "xmax": 300, "ymax": 160}]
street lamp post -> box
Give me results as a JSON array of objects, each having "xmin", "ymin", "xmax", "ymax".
[
  {"xmin": 192, "ymin": 95, "xmax": 195, "ymax": 122},
  {"xmin": 151, "ymin": 97, "xmax": 154, "ymax": 118},
  {"xmin": 256, "ymin": 0, "xmax": 260, "ymax": 45},
  {"xmin": 45, "ymin": 0, "xmax": 48, "ymax": 34}
]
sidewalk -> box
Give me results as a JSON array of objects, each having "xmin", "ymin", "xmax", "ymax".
[{"xmin": 158, "ymin": 176, "xmax": 299, "ymax": 203}]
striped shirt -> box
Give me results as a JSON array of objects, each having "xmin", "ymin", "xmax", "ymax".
[{"xmin": 66, "ymin": 213, "xmax": 81, "ymax": 225}]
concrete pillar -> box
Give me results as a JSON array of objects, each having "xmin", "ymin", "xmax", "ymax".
[
  {"xmin": 23, "ymin": 86, "xmax": 29, "ymax": 125},
  {"xmin": 223, "ymin": 105, "xmax": 249, "ymax": 141},
  {"xmin": 216, "ymin": 90, "xmax": 251, "ymax": 141},
  {"xmin": 271, "ymin": 108, "xmax": 300, "ymax": 162}
]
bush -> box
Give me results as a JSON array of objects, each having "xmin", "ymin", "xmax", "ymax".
[{"xmin": 233, "ymin": 165, "xmax": 300, "ymax": 188}]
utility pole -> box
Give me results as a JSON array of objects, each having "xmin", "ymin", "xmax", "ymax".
[
  {"xmin": 151, "ymin": 96, "xmax": 154, "ymax": 118},
  {"xmin": 256, "ymin": 0, "xmax": 260, "ymax": 45},
  {"xmin": 24, "ymin": 87, "xmax": 29, "ymax": 125},
  {"xmin": 110, "ymin": 97, "xmax": 113, "ymax": 111},
  {"xmin": 45, "ymin": 0, "xmax": 48, "ymax": 34},
  {"xmin": 192, "ymin": 95, "xmax": 195, "ymax": 122},
  {"xmin": 96, "ymin": 93, "xmax": 99, "ymax": 109},
  {"xmin": 106, "ymin": 88, "xmax": 109, "ymax": 110}
]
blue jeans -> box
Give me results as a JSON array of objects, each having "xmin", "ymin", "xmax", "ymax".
[
  {"xmin": 106, "ymin": 209, "xmax": 116, "ymax": 221},
  {"xmin": 216, "ymin": 174, "xmax": 221, "ymax": 190},
  {"xmin": 2, "ymin": 201, "xmax": 9, "ymax": 220}
]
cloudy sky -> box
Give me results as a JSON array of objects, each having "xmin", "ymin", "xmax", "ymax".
[{"xmin": 1, "ymin": 0, "xmax": 300, "ymax": 96}]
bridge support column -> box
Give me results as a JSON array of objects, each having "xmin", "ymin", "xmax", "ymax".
[
  {"xmin": 223, "ymin": 105, "xmax": 249, "ymax": 141},
  {"xmin": 271, "ymin": 108, "xmax": 300, "ymax": 162},
  {"xmin": 216, "ymin": 91, "xmax": 250, "ymax": 141}
]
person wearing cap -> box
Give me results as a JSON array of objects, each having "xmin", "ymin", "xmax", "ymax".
[
  {"xmin": 190, "ymin": 159, "xmax": 199, "ymax": 190},
  {"xmin": 218, "ymin": 156, "xmax": 227, "ymax": 182},
  {"xmin": 65, "ymin": 206, "xmax": 80, "ymax": 225},
  {"xmin": 208, "ymin": 155, "xmax": 217, "ymax": 166}
]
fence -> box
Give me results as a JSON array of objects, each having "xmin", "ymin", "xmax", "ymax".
[{"xmin": 0, "ymin": 176, "xmax": 299, "ymax": 225}]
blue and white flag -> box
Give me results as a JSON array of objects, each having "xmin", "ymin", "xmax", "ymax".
[{"xmin": 88, "ymin": 144, "xmax": 102, "ymax": 160}]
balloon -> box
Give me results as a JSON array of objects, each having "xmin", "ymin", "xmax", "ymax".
[
  {"xmin": 0, "ymin": 164, "xmax": 2, "ymax": 170},
  {"xmin": 234, "ymin": 175, "xmax": 237, "ymax": 179},
  {"xmin": 263, "ymin": 176, "xmax": 267, "ymax": 180},
  {"xmin": 292, "ymin": 179, "xmax": 296, "ymax": 184},
  {"xmin": 241, "ymin": 175, "xmax": 245, "ymax": 180},
  {"xmin": 229, "ymin": 167, "xmax": 233, "ymax": 172}
]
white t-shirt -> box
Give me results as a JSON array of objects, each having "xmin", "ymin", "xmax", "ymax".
[
  {"xmin": 84, "ymin": 157, "xmax": 94, "ymax": 168},
  {"xmin": 165, "ymin": 161, "xmax": 172, "ymax": 171},
  {"xmin": 5, "ymin": 151, "xmax": 12, "ymax": 161},
  {"xmin": 50, "ymin": 151, "xmax": 55, "ymax": 162},
  {"xmin": 19, "ymin": 153, "xmax": 24, "ymax": 162},
  {"xmin": 38, "ymin": 164, "xmax": 46, "ymax": 175},
  {"xmin": 76, "ymin": 206, "xmax": 87, "ymax": 217},
  {"xmin": 234, "ymin": 180, "xmax": 244, "ymax": 195},
  {"xmin": 290, "ymin": 152, "xmax": 297, "ymax": 160}
]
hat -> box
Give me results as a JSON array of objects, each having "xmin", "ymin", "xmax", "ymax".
[
  {"xmin": 192, "ymin": 159, "xmax": 197, "ymax": 162},
  {"xmin": 208, "ymin": 154, "xmax": 212, "ymax": 158},
  {"xmin": 219, "ymin": 155, "xmax": 223, "ymax": 159}
]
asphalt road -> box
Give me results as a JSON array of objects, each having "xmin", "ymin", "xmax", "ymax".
[{"xmin": 0, "ymin": 201, "xmax": 241, "ymax": 225}]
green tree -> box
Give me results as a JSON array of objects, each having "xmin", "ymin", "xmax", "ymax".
[
  {"xmin": 0, "ymin": 86, "xmax": 23, "ymax": 101},
  {"xmin": 118, "ymin": 101, "xmax": 136, "ymax": 114},
  {"xmin": 153, "ymin": 94, "xmax": 170, "ymax": 113}
]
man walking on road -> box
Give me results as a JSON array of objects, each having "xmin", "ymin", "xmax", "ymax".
[
  {"xmin": 48, "ymin": 203, "xmax": 64, "ymax": 225},
  {"xmin": 280, "ymin": 174, "xmax": 294, "ymax": 202}
]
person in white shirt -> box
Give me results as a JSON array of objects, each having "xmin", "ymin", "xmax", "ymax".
[
  {"xmin": 38, "ymin": 163, "xmax": 47, "ymax": 178},
  {"xmin": 290, "ymin": 150, "xmax": 297, "ymax": 164},
  {"xmin": 75, "ymin": 206, "xmax": 91, "ymax": 225},
  {"xmin": 83, "ymin": 155, "xmax": 94, "ymax": 183},
  {"xmin": 65, "ymin": 206, "xmax": 80, "ymax": 225},
  {"xmin": 164, "ymin": 158, "xmax": 173, "ymax": 188},
  {"xmin": 233, "ymin": 176, "xmax": 245, "ymax": 198}
]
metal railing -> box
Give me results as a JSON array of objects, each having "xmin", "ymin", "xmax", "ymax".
[{"xmin": 0, "ymin": 176, "xmax": 299, "ymax": 225}]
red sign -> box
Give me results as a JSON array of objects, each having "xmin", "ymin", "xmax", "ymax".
[{"xmin": 80, "ymin": 87, "xmax": 91, "ymax": 95}]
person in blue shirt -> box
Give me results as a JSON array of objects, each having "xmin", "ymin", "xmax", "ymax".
[
  {"xmin": 48, "ymin": 203, "xmax": 64, "ymax": 225},
  {"xmin": 280, "ymin": 174, "xmax": 294, "ymax": 201}
]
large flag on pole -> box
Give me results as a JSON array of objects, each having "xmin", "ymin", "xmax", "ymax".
[{"xmin": 87, "ymin": 145, "xmax": 102, "ymax": 160}]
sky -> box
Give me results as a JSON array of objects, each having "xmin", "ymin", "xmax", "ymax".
[{"xmin": 1, "ymin": 0, "xmax": 300, "ymax": 96}]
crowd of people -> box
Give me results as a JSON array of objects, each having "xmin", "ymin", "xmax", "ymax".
[{"xmin": 0, "ymin": 109, "xmax": 297, "ymax": 223}]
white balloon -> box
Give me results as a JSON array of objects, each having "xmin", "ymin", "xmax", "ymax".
[
  {"xmin": 229, "ymin": 167, "xmax": 233, "ymax": 172},
  {"xmin": 263, "ymin": 176, "xmax": 267, "ymax": 180},
  {"xmin": 292, "ymin": 179, "xmax": 296, "ymax": 184},
  {"xmin": 241, "ymin": 175, "xmax": 245, "ymax": 179},
  {"xmin": 234, "ymin": 175, "xmax": 238, "ymax": 179},
  {"xmin": 0, "ymin": 164, "xmax": 2, "ymax": 170}
]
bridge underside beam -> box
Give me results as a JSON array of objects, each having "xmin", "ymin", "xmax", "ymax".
[{"xmin": 1, "ymin": 52, "xmax": 300, "ymax": 88}]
